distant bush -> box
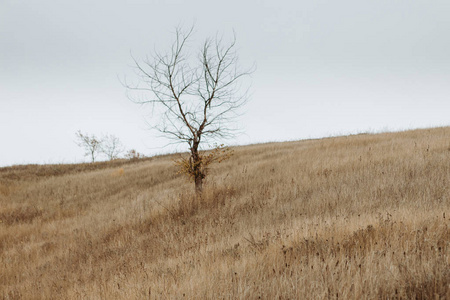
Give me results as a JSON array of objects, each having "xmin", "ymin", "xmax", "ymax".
[{"xmin": 124, "ymin": 149, "xmax": 145, "ymax": 160}]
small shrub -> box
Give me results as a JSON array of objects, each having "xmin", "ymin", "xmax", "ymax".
[
  {"xmin": 174, "ymin": 144, "xmax": 233, "ymax": 183},
  {"xmin": 125, "ymin": 149, "xmax": 145, "ymax": 160}
]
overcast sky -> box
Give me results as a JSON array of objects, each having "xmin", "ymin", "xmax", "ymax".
[{"xmin": 1, "ymin": 0, "xmax": 449, "ymax": 166}]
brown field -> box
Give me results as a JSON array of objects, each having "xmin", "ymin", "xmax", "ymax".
[{"xmin": 1, "ymin": 127, "xmax": 449, "ymax": 299}]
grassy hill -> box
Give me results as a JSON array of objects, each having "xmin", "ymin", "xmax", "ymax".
[{"xmin": 1, "ymin": 127, "xmax": 449, "ymax": 299}]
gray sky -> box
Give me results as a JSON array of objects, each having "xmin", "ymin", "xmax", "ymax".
[{"xmin": 1, "ymin": 0, "xmax": 449, "ymax": 166}]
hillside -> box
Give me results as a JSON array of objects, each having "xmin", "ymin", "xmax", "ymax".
[{"xmin": 1, "ymin": 127, "xmax": 449, "ymax": 299}]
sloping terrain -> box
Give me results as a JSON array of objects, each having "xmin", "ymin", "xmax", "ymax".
[{"xmin": 1, "ymin": 127, "xmax": 449, "ymax": 299}]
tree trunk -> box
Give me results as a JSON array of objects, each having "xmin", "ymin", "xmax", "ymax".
[
  {"xmin": 191, "ymin": 139, "xmax": 203, "ymax": 194},
  {"xmin": 194, "ymin": 174, "xmax": 203, "ymax": 193}
]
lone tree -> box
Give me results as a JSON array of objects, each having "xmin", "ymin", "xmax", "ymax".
[
  {"xmin": 75, "ymin": 131, "xmax": 101, "ymax": 163},
  {"xmin": 126, "ymin": 26, "xmax": 252, "ymax": 193}
]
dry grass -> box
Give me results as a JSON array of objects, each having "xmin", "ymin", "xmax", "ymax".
[{"xmin": 0, "ymin": 127, "xmax": 449, "ymax": 299}]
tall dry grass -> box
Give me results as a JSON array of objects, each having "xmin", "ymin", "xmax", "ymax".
[{"xmin": 0, "ymin": 127, "xmax": 449, "ymax": 299}]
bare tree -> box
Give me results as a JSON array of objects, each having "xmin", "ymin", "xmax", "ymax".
[
  {"xmin": 125, "ymin": 26, "xmax": 252, "ymax": 193},
  {"xmin": 101, "ymin": 134, "xmax": 124, "ymax": 160},
  {"xmin": 75, "ymin": 131, "xmax": 101, "ymax": 163}
]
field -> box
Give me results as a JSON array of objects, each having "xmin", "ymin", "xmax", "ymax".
[{"xmin": 0, "ymin": 127, "xmax": 449, "ymax": 299}]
